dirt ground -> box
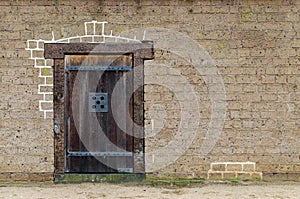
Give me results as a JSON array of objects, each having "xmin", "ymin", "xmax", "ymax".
[{"xmin": 0, "ymin": 182, "xmax": 299, "ymax": 199}]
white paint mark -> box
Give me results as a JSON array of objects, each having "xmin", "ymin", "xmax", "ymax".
[
  {"xmin": 101, "ymin": 22, "xmax": 107, "ymax": 35},
  {"xmin": 93, "ymin": 21, "xmax": 96, "ymax": 35},
  {"xmin": 84, "ymin": 22, "xmax": 87, "ymax": 35},
  {"xmin": 26, "ymin": 21, "xmax": 142, "ymax": 119},
  {"xmin": 143, "ymin": 30, "xmax": 146, "ymax": 40},
  {"xmin": 52, "ymin": 31, "xmax": 55, "ymax": 41},
  {"xmin": 151, "ymin": 119, "xmax": 155, "ymax": 131}
]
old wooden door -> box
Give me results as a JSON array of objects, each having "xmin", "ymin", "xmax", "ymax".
[
  {"xmin": 44, "ymin": 42, "xmax": 153, "ymax": 176},
  {"xmin": 65, "ymin": 54, "xmax": 134, "ymax": 173}
]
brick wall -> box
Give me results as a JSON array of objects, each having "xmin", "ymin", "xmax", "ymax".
[{"xmin": 0, "ymin": 0, "xmax": 299, "ymax": 181}]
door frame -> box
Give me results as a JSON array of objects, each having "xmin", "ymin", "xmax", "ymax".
[{"xmin": 44, "ymin": 42, "xmax": 154, "ymax": 176}]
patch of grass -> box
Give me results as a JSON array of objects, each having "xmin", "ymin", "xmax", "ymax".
[
  {"xmin": 55, "ymin": 174, "xmax": 145, "ymax": 184},
  {"xmin": 144, "ymin": 177, "xmax": 205, "ymax": 188},
  {"xmin": 251, "ymin": 176, "xmax": 262, "ymax": 182},
  {"xmin": 229, "ymin": 178, "xmax": 240, "ymax": 185}
]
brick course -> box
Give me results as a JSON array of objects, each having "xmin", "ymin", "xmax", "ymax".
[{"xmin": 0, "ymin": 0, "xmax": 299, "ymax": 181}]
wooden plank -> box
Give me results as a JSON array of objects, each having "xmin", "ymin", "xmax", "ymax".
[
  {"xmin": 118, "ymin": 71, "xmax": 126, "ymax": 171},
  {"xmin": 65, "ymin": 55, "xmax": 80, "ymax": 172},
  {"xmin": 107, "ymin": 71, "xmax": 117, "ymax": 172},
  {"xmin": 126, "ymin": 53, "xmax": 134, "ymax": 171},
  {"xmin": 95, "ymin": 71, "xmax": 107, "ymax": 172},
  {"xmin": 133, "ymin": 57, "xmax": 145, "ymax": 173},
  {"xmin": 67, "ymin": 70, "xmax": 79, "ymax": 171},
  {"xmin": 53, "ymin": 59, "xmax": 65, "ymax": 173},
  {"xmin": 102, "ymin": 71, "xmax": 110, "ymax": 172},
  {"xmin": 85, "ymin": 70, "xmax": 95, "ymax": 173},
  {"xmin": 44, "ymin": 42, "xmax": 154, "ymax": 59}
]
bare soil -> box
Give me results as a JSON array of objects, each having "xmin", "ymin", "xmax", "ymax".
[{"xmin": 0, "ymin": 182, "xmax": 299, "ymax": 199}]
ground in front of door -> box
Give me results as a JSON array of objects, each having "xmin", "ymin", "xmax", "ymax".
[{"xmin": 0, "ymin": 182, "xmax": 299, "ymax": 199}]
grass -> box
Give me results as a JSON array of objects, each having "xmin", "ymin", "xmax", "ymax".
[
  {"xmin": 54, "ymin": 174, "xmax": 145, "ymax": 184},
  {"xmin": 144, "ymin": 177, "xmax": 206, "ymax": 188},
  {"xmin": 229, "ymin": 178, "xmax": 240, "ymax": 185},
  {"xmin": 54, "ymin": 173, "xmax": 206, "ymax": 187}
]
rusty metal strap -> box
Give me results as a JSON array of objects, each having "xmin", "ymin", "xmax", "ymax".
[
  {"xmin": 67, "ymin": 66, "xmax": 132, "ymax": 71},
  {"xmin": 67, "ymin": 151, "xmax": 133, "ymax": 157}
]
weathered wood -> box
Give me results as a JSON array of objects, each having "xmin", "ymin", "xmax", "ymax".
[
  {"xmin": 47, "ymin": 42, "xmax": 154, "ymax": 175},
  {"xmin": 53, "ymin": 59, "xmax": 65, "ymax": 173},
  {"xmin": 65, "ymin": 54, "xmax": 135, "ymax": 173},
  {"xmin": 44, "ymin": 42, "xmax": 154, "ymax": 59},
  {"xmin": 133, "ymin": 57, "xmax": 145, "ymax": 173}
]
